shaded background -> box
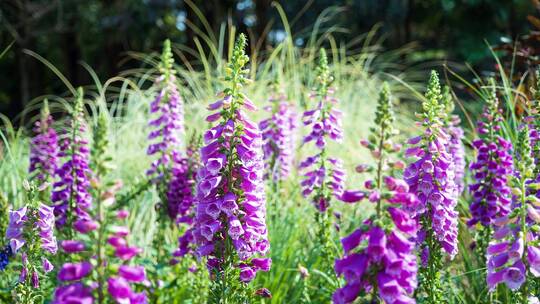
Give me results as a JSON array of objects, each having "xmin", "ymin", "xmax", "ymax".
[{"xmin": 0, "ymin": 0, "xmax": 537, "ymax": 119}]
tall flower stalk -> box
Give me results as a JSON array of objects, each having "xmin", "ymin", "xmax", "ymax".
[
  {"xmin": 485, "ymin": 125, "xmax": 540, "ymax": 303},
  {"xmin": 53, "ymin": 109, "xmax": 148, "ymax": 304},
  {"xmin": 52, "ymin": 89, "xmax": 93, "ymax": 239},
  {"xmin": 146, "ymin": 39, "xmax": 185, "ymax": 257},
  {"xmin": 299, "ymin": 49, "xmax": 345, "ymax": 269},
  {"xmin": 193, "ymin": 34, "xmax": 271, "ymax": 303},
  {"xmin": 403, "ymin": 71, "xmax": 459, "ymax": 302},
  {"xmin": 29, "ymin": 100, "xmax": 59, "ymax": 195},
  {"xmin": 170, "ymin": 135, "xmax": 209, "ymax": 303},
  {"xmin": 442, "ymin": 87, "xmax": 466, "ymax": 195},
  {"xmin": 468, "ymin": 82, "xmax": 514, "ymax": 262},
  {"xmin": 529, "ymin": 70, "xmax": 540, "ymax": 296},
  {"xmin": 147, "ymin": 39, "xmax": 184, "ymax": 183},
  {"xmin": 172, "ymin": 135, "xmax": 201, "ymax": 260},
  {"xmin": 259, "ymin": 82, "xmax": 298, "ymax": 182},
  {"xmin": 525, "ymin": 71, "xmax": 540, "ymax": 203},
  {"xmin": 334, "ymin": 84, "xmax": 420, "ymax": 304},
  {"xmin": 5, "ymin": 182, "xmax": 56, "ymax": 303}
]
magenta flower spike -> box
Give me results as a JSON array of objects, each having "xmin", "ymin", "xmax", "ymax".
[
  {"xmin": 29, "ymin": 100, "xmax": 59, "ymax": 189},
  {"xmin": 259, "ymin": 86, "xmax": 298, "ymax": 181},
  {"xmin": 145, "ymin": 39, "xmax": 192, "ymax": 232},
  {"xmin": 166, "ymin": 151, "xmax": 196, "ymax": 223},
  {"xmin": 448, "ymin": 118, "xmax": 466, "ymax": 194},
  {"xmin": 52, "ymin": 89, "xmax": 93, "ymax": 236},
  {"xmin": 171, "ymin": 140, "xmax": 200, "ymax": 260},
  {"xmin": 146, "ymin": 39, "xmax": 184, "ymax": 183},
  {"xmin": 53, "ymin": 110, "xmax": 147, "ymax": 304},
  {"xmin": 53, "ymin": 180, "xmax": 148, "ymax": 304},
  {"xmin": 441, "ymin": 88, "xmax": 467, "ymax": 195},
  {"xmin": 485, "ymin": 126, "xmax": 540, "ymax": 300},
  {"xmin": 192, "ymin": 34, "xmax": 270, "ymax": 301},
  {"xmin": 467, "ymin": 82, "xmax": 514, "ymax": 265},
  {"xmin": 300, "ymin": 49, "xmax": 345, "ymax": 213},
  {"xmin": 403, "ymin": 71, "xmax": 459, "ymax": 301},
  {"xmin": 333, "ymin": 83, "xmax": 419, "ymax": 304}
]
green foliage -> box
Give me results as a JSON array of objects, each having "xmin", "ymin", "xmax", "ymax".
[
  {"xmin": 0, "ymin": 192, "xmax": 8, "ymax": 239},
  {"xmin": 91, "ymin": 112, "xmax": 113, "ymax": 179}
]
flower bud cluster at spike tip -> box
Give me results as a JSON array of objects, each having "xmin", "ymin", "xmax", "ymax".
[
  {"xmin": 468, "ymin": 84, "xmax": 514, "ymax": 227},
  {"xmin": 147, "ymin": 39, "xmax": 184, "ymax": 182},
  {"xmin": 485, "ymin": 126, "xmax": 540, "ymax": 293},
  {"xmin": 259, "ymin": 88, "xmax": 299, "ymax": 181},
  {"xmin": 53, "ymin": 182, "xmax": 148, "ymax": 304},
  {"xmin": 300, "ymin": 48, "xmax": 345, "ymax": 212},
  {"xmin": 91, "ymin": 112, "xmax": 113, "ymax": 177},
  {"xmin": 442, "ymin": 87, "xmax": 466, "ymax": 194},
  {"xmin": 52, "ymin": 89, "xmax": 93, "ymax": 230},
  {"xmin": 404, "ymin": 71, "xmax": 459, "ymax": 259},
  {"xmin": 193, "ymin": 33, "xmax": 271, "ymax": 283},
  {"xmin": 29, "ymin": 100, "xmax": 59, "ymax": 187},
  {"xmin": 334, "ymin": 84, "xmax": 420, "ymax": 304}
]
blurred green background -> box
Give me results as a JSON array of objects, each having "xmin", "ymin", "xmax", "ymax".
[{"xmin": 0, "ymin": 0, "xmax": 537, "ymax": 119}]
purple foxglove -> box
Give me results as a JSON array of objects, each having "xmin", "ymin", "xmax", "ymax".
[
  {"xmin": 441, "ymin": 87, "xmax": 466, "ymax": 195},
  {"xmin": 468, "ymin": 88, "xmax": 513, "ymax": 230},
  {"xmin": 259, "ymin": 90, "xmax": 298, "ymax": 181},
  {"xmin": 193, "ymin": 34, "xmax": 270, "ymax": 296},
  {"xmin": 52, "ymin": 91, "xmax": 93, "ymax": 231},
  {"xmin": 4, "ymin": 186, "xmax": 57, "ymax": 296},
  {"xmin": 53, "ymin": 282, "xmax": 94, "ymax": 304},
  {"xmin": 6, "ymin": 203, "xmax": 57, "ymax": 255},
  {"xmin": 334, "ymin": 84, "xmax": 419, "ymax": 304},
  {"xmin": 170, "ymin": 141, "xmax": 200, "ymax": 264},
  {"xmin": 300, "ymin": 49, "xmax": 345, "ymax": 213},
  {"xmin": 54, "ymin": 177, "xmax": 147, "ymax": 303},
  {"xmin": 29, "ymin": 102, "xmax": 59, "ymax": 188},
  {"xmin": 146, "ymin": 39, "xmax": 184, "ymax": 183},
  {"xmin": 448, "ymin": 118, "xmax": 466, "ymax": 194},
  {"xmin": 403, "ymin": 71, "xmax": 458, "ymax": 301},
  {"xmin": 527, "ymin": 70, "xmax": 540, "ymax": 185},
  {"xmin": 167, "ymin": 149, "xmax": 197, "ymax": 223},
  {"xmin": 300, "ymin": 51, "xmax": 346, "ymax": 295},
  {"xmin": 486, "ymin": 125, "xmax": 539, "ymax": 298}
]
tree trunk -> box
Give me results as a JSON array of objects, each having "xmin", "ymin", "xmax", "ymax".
[
  {"xmin": 405, "ymin": 0, "xmax": 413, "ymax": 43},
  {"xmin": 63, "ymin": 19, "xmax": 81, "ymax": 88},
  {"xmin": 254, "ymin": 0, "xmax": 271, "ymax": 46}
]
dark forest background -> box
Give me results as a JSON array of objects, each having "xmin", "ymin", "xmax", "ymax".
[{"xmin": 0, "ymin": 0, "xmax": 537, "ymax": 118}]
